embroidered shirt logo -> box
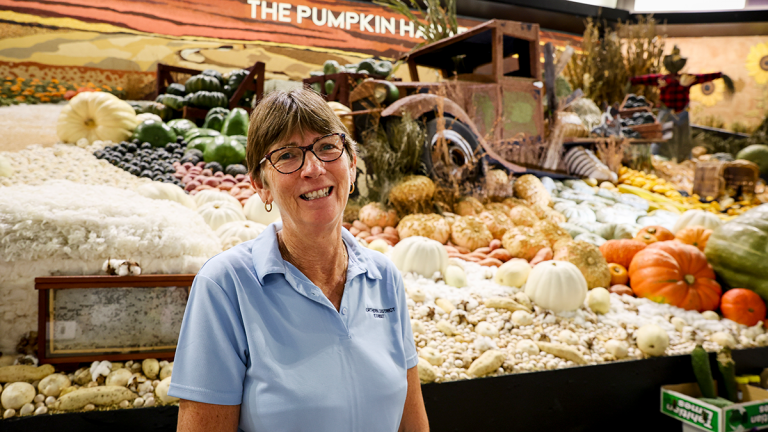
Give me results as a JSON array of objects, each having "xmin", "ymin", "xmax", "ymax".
[{"xmin": 366, "ymin": 307, "xmax": 395, "ymax": 319}]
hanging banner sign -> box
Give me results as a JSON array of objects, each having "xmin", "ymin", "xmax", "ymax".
[{"xmin": 0, "ymin": 0, "xmax": 479, "ymax": 58}]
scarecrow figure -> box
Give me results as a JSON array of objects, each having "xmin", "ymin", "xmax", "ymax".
[{"xmin": 629, "ymin": 46, "xmax": 734, "ymax": 161}]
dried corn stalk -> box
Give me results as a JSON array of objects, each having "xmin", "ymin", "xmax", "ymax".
[{"xmin": 595, "ymin": 136, "xmax": 630, "ymax": 174}]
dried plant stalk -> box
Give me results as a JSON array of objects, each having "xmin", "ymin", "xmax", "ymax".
[
  {"xmin": 374, "ymin": 0, "xmax": 459, "ymax": 47},
  {"xmin": 595, "ymin": 137, "xmax": 631, "ymax": 174}
]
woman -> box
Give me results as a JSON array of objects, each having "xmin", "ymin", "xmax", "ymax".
[{"xmin": 169, "ymin": 87, "xmax": 428, "ymax": 432}]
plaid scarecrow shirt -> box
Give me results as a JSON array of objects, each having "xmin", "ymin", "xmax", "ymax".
[{"xmin": 629, "ymin": 72, "xmax": 722, "ymax": 112}]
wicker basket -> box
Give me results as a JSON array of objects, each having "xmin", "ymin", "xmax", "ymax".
[{"xmin": 693, "ymin": 160, "xmax": 759, "ymax": 199}]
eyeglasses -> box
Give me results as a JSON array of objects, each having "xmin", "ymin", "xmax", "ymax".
[{"xmin": 260, "ymin": 133, "xmax": 347, "ymax": 174}]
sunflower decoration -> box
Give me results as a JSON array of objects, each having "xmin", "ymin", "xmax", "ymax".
[
  {"xmin": 689, "ymin": 73, "xmax": 725, "ymax": 107},
  {"xmin": 746, "ymin": 42, "xmax": 768, "ymax": 85}
]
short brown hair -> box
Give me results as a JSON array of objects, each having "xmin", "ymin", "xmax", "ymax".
[{"xmin": 246, "ymin": 87, "xmax": 357, "ymax": 182}]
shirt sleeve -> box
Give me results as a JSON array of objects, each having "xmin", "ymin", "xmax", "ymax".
[
  {"xmin": 168, "ymin": 274, "xmax": 248, "ymax": 405},
  {"xmin": 630, "ymin": 74, "xmax": 662, "ymax": 86},
  {"xmin": 395, "ymin": 273, "xmax": 418, "ymax": 370},
  {"xmin": 694, "ymin": 72, "xmax": 722, "ymax": 85}
]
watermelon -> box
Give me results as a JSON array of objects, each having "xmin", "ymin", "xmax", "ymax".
[
  {"xmin": 203, "ymin": 136, "xmax": 246, "ymax": 167},
  {"xmin": 132, "ymin": 120, "xmax": 177, "ymax": 148},
  {"xmin": 221, "ymin": 108, "xmax": 249, "ymax": 137},
  {"xmin": 736, "ymin": 144, "xmax": 768, "ymax": 176}
]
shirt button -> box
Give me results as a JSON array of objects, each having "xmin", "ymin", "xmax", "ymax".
[{"xmin": 341, "ymin": 307, "xmax": 348, "ymax": 315}]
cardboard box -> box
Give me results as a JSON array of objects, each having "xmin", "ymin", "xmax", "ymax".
[{"xmin": 661, "ymin": 383, "xmax": 768, "ymax": 431}]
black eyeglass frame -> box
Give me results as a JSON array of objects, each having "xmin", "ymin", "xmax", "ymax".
[{"xmin": 259, "ymin": 133, "xmax": 347, "ymax": 174}]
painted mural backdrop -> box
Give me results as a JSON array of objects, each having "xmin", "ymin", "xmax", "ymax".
[
  {"xmin": 666, "ymin": 36, "xmax": 768, "ymax": 131},
  {"xmin": 0, "ymin": 1, "xmax": 580, "ymax": 102}
]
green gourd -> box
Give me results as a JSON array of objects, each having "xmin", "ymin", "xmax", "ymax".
[{"xmin": 691, "ymin": 345, "xmax": 716, "ymax": 399}]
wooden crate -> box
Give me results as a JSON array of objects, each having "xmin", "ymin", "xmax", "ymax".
[
  {"xmin": 629, "ymin": 121, "xmax": 663, "ymax": 141},
  {"xmin": 618, "ymin": 93, "xmax": 654, "ymax": 117},
  {"xmin": 155, "ymin": 62, "xmax": 265, "ymax": 121}
]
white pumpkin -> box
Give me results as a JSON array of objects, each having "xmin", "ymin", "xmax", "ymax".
[
  {"xmin": 367, "ymin": 239, "xmax": 390, "ymax": 253},
  {"xmin": 390, "ymin": 236, "xmax": 448, "ymax": 277},
  {"xmin": 57, "ymin": 92, "xmax": 138, "ymax": 143},
  {"xmin": 194, "ymin": 189, "xmax": 242, "ymax": 208},
  {"xmin": 562, "ymin": 205, "xmax": 596, "ymax": 224},
  {"xmin": 574, "ymin": 232, "xmax": 606, "ymax": 247},
  {"xmin": 524, "ymin": 260, "xmax": 588, "ymax": 313},
  {"xmin": 553, "ymin": 201, "xmax": 577, "ymax": 213},
  {"xmin": 564, "ymin": 180, "xmax": 595, "ymax": 195},
  {"xmin": 444, "ymin": 265, "xmax": 468, "ymax": 288},
  {"xmin": 215, "ymin": 220, "xmax": 266, "ymax": 243},
  {"xmin": 493, "ymin": 259, "xmax": 531, "ymax": 287},
  {"xmin": 243, "ymin": 194, "xmax": 282, "ymax": 225},
  {"xmin": 595, "ymin": 207, "xmax": 639, "ymax": 225},
  {"xmin": 136, "ymin": 181, "xmax": 197, "ymax": 210},
  {"xmin": 635, "ymin": 324, "xmax": 669, "ymax": 356},
  {"xmin": 618, "ymin": 193, "xmax": 650, "ymax": 211},
  {"xmin": 586, "ymin": 287, "xmax": 610, "ymax": 314},
  {"xmin": 672, "ymin": 209, "xmax": 722, "ymax": 233},
  {"xmin": 596, "ymin": 223, "xmax": 639, "ymax": 240},
  {"xmin": 197, "ymin": 201, "xmax": 246, "ymax": 230},
  {"xmin": 135, "ymin": 113, "xmax": 163, "ymax": 124}
]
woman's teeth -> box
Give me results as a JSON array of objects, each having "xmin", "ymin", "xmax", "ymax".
[{"xmin": 301, "ymin": 187, "xmax": 332, "ymax": 201}]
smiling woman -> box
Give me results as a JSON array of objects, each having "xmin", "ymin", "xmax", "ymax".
[{"xmin": 169, "ymin": 87, "xmax": 429, "ymax": 432}]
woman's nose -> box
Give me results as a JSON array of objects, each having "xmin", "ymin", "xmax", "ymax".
[{"xmin": 300, "ymin": 151, "xmax": 326, "ymax": 177}]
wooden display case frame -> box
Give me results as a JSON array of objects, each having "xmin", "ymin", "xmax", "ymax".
[{"xmin": 35, "ymin": 274, "xmax": 195, "ymax": 365}]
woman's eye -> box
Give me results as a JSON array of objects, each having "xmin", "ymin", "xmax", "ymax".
[{"xmin": 277, "ymin": 152, "xmax": 295, "ymax": 161}]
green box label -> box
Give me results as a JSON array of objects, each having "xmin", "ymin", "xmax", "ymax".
[
  {"xmin": 725, "ymin": 402, "xmax": 768, "ymax": 432},
  {"xmin": 663, "ymin": 392, "xmax": 720, "ymax": 431}
]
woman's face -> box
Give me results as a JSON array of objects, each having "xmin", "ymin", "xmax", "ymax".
[{"xmin": 252, "ymin": 131, "xmax": 356, "ymax": 231}]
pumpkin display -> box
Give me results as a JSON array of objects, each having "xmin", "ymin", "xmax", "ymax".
[
  {"xmin": 675, "ymin": 226, "xmax": 712, "ymax": 251},
  {"xmin": 136, "ymin": 181, "xmax": 197, "ymax": 210},
  {"xmin": 194, "ymin": 189, "xmax": 242, "ymax": 208},
  {"xmin": 501, "ymin": 226, "xmax": 550, "ymax": 261},
  {"xmin": 493, "ymin": 259, "xmax": 532, "ymax": 287},
  {"xmin": 720, "ymin": 288, "xmax": 767, "ymax": 327},
  {"xmin": 57, "ymin": 92, "xmax": 139, "ymax": 144},
  {"xmin": 197, "ymin": 201, "xmax": 247, "ymax": 231},
  {"xmin": 672, "ymin": 209, "xmax": 722, "ymax": 233},
  {"xmin": 455, "ymin": 197, "xmax": 484, "ymax": 216},
  {"xmin": 513, "ymin": 174, "xmax": 551, "ymax": 210},
  {"xmin": 388, "ymin": 175, "xmax": 435, "ymax": 215},
  {"xmin": 628, "ymin": 241, "xmax": 722, "ymax": 312},
  {"xmin": 358, "ymin": 202, "xmax": 399, "ymax": 228},
  {"xmin": 508, "ymin": 206, "xmax": 539, "ymax": 227},
  {"xmin": 553, "ymin": 240, "xmax": 611, "ymax": 289},
  {"xmin": 637, "ymin": 226, "xmax": 675, "ymax": 242},
  {"xmin": 390, "ymin": 236, "xmax": 448, "ymax": 277},
  {"xmin": 243, "ymin": 194, "xmax": 282, "ymax": 225},
  {"xmin": 396, "ymin": 213, "xmax": 451, "ymax": 244},
  {"xmin": 705, "ymin": 204, "xmax": 768, "ymax": 302},
  {"xmin": 533, "ymin": 220, "xmax": 571, "ymax": 246},
  {"xmin": 451, "ymin": 216, "xmax": 493, "ymax": 251},
  {"xmin": 608, "ymin": 263, "xmax": 629, "ymax": 286},
  {"xmin": 524, "ymin": 260, "xmax": 588, "ymax": 313},
  {"xmin": 477, "ymin": 210, "xmax": 514, "ymax": 240},
  {"xmin": 599, "ymin": 239, "xmax": 647, "ymax": 269},
  {"xmin": 215, "ymin": 220, "xmax": 267, "ymax": 243}
]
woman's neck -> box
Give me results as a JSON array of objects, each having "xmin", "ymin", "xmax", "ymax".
[{"xmin": 277, "ymin": 220, "xmax": 348, "ymax": 305}]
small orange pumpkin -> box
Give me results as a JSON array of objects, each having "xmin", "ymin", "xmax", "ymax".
[
  {"xmin": 675, "ymin": 226, "xmax": 712, "ymax": 252},
  {"xmin": 628, "ymin": 241, "xmax": 722, "ymax": 312},
  {"xmin": 608, "ymin": 263, "xmax": 629, "ymax": 286},
  {"xmin": 634, "ymin": 232, "xmax": 658, "ymax": 245},
  {"xmin": 720, "ymin": 288, "xmax": 766, "ymax": 327},
  {"xmin": 637, "ymin": 226, "xmax": 675, "ymax": 242},
  {"xmin": 599, "ymin": 239, "xmax": 647, "ymax": 269}
]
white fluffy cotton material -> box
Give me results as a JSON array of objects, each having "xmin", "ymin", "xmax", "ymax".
[{"xmin": 0, "ymin": 180, "xmax": 222, "ymax": 354}]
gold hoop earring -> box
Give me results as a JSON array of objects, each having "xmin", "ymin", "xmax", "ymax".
[
  {"xmin": 349, "ymin": 183, "xmax": 355, "ymax": 194},
  {"xmin": 265, "ymin": 202, "xmax": 272, "ymax": 212}
]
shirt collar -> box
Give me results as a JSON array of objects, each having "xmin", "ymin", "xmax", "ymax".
[{"xmin": 252, "ymin": 222, "xmax": 382, "ymax": 285}]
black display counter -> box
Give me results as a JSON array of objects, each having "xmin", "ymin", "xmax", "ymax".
[{"xmin": 4, "ymin": 347, "xmax": 767, "ymax": 432}]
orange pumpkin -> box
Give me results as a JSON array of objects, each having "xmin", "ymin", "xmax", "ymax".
[
  {"xmin": 608, "ymin": 263, "xmax": 629, "ymax": 285},
  {"xmin": 720, "ymin": 288, "xmax": 767, "ymax": 327},
  {"xmin": 599, "ymin": 239, "xmax": 647, "ymax": 269},
  {"xmin": 628, "ymin": 241, "xmax": 722, "ymax": 312},
  {"xmin": 675, "ymin": 226, "xmax": 712, "ymax": 252},
  {"xmin": 634, "ymin": 232, "xmax": 658, "ymax": 245},
  {"xmin": 637, "ymin": 226, "xmax": 675, "ymax": 242}
]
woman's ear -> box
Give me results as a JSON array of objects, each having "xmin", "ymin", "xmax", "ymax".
[
  {"xmin": 349, "ymin": 151, "xmax": 357, "ymax": 185},
  {"xmin": 250, "ymin": 173, "xmax": 272, "ymax": 205}
]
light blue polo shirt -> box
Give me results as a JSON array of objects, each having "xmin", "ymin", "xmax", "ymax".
[{"xmin": 168, "ymin": 222, "xmax": 418, "ymax": 432}]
